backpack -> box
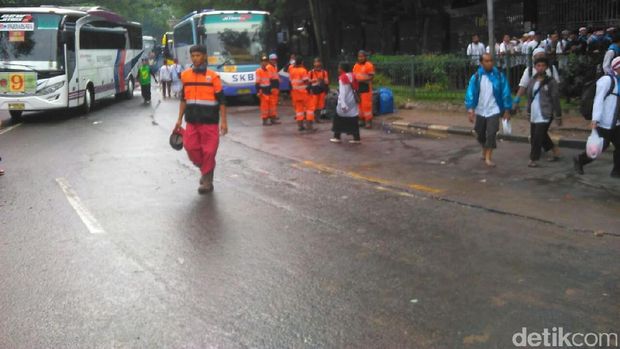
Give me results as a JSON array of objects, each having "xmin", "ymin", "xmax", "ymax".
[{"xmin": 580, "ymin": 75, "xmax": 616, "ymax": 120}]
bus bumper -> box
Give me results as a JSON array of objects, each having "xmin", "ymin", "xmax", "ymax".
[
  {"xmin": 0, "ymin": 87, "xmax": 68, "ymax": 112},
  {"xmin": 222, "ymin": 85, "xmax": 257, "ymax": 97}
]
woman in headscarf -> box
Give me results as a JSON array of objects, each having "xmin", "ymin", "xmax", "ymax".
[{"xmin": 330, "ymin": 62, "xmax": 361, "ymax": 144}]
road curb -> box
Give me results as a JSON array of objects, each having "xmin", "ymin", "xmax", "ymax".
[{"xmin": 384, "ymin": 121, "xmax": 587, "ymax": 150}]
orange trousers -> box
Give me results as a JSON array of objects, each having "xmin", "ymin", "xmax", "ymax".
[
  {"xmin": 292, "ymin": 91, "xmax": 314, "ymax": 121},
  {"xmin": 259, "ymin": 92, "xmax": 270, "ymax": 120},
  {"xmin": 359, "ymin": 91, "xmax": 373, "ymax": 121},
  {"xmin": 269, "ymin": 88, "xmax": 279, "ymax": 117},
  {"xmin": 308, "ymin": 92, "xmax": 326, "ymax": 112}
]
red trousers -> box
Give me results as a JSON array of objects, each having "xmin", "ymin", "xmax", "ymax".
[
  {"xmin": 270, "ymin": 88, "xmax": 279, "ymax": 117},
  {"xmin": 184, "ymin": 123, "xmax": 220, "ymax": 175},
  {"xmin": 359, "ymin": 91, "xmax": 373, "ymax": 121}
]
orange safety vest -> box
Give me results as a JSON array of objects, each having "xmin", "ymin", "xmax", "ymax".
[
  {"xmin": 181, "ymin": 68, "xmax": 223, "ymax": 124},
  {"xmin": 289, "ymin": 65, "xmax": 309, "ymax": 94},
  {"xmin": 255, "ymin": 67, "xmax": 272, "ymax": 94},
  {"xmin": 353, "ymin": 61, "xmax": 375, "ymax": 93},
  {"xmin": 309, "ymin": 69, "xmax": 328, "ymax": 94}
]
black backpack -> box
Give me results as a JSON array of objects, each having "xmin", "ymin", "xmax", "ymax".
[{"xmin": 580, "ymin": 75, "xmax": 616, "ymax": 120}]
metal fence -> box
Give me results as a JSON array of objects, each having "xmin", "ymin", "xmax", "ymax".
[{"xmin": 327, "ymin": 53, "xmax": 602, "ymax": 103}]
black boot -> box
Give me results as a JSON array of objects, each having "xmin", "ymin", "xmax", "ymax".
[{"xmin": 297, "ymin": 121, "xmax": 306, "ymax": 132}]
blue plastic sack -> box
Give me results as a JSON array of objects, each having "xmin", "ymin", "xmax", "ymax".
[{"xmin": 378, "ymin": 87, "xmax": 394, "ymax": 114}]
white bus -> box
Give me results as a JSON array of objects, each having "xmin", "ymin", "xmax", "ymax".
[
  {"xmin": 173, "ymin": 10, "xmax": 289, "ymax": 97},
  {"xmin": 0, "ymin": 6, "xmax": 143, "ymax": 122}
]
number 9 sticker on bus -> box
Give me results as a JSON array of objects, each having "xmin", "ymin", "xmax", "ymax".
[{"xmin": 0, "ymin": 72, "xmax": 37, "ymax": 94}]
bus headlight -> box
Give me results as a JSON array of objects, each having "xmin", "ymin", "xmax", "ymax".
[{"xmin": 36, "ymin": 81, "xmax": 65, "ymax": 96}]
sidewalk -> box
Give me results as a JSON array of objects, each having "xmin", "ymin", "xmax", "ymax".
[{"xmin": 382, "ymin": 106, "xmax": 592, "ymax": 149}]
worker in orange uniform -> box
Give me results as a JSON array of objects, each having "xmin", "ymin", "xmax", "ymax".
[
  {"xmin": 175, "ymin": 45, "xmax": 228, "ymax": 194},
  {"xmin": 268, "ymin": 53, "xmax": 280, "ymax": 121},
  {"xmin": 308, "ymin": 57, "xmax": 329, "ymax": 124},
  {"xmin": 255, "ymin": 55, "xmax": 279, "ymax": 126},
  {"xmin": 352, "ymin": 50, "xmax": 375, "ymax": 128},
  {"xmin": 289, "ymin": 56, "xmax": 316, "ymax": 132}
]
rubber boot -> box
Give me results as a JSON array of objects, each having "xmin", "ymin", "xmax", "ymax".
[
  {"xmin": 270, "ymin": 116, "xmax": 281, "ymax": 125},
  {"xmin": 297, "ymin": 120, "xmax": 306, "ymax": 132},
  {"xmin": 198, "ymin": 171, "xmax": 214, "ymax": 194}
]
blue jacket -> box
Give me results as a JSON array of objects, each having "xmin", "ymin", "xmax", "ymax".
[
  {"xmin": 609, "ymin": 43, "xmax": 620, "ymax": 55},
  {"xmin": 465, "ymin": 66, "xmax": 512, "ymax": 113}
]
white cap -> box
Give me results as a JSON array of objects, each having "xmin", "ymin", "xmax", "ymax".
[
  {"xmin": 611, "ymin": 56, "xmax": 620, "ymax": 71},
  {"xmin": 528, "ymin": 31, "xmax": 536, "ymax": 36},
  {"xmin": 269, "ymin": 53, "xmax": 277, "ymax": 60},
  {"xmin": 579, "ymin": 27, "xmax": 587, "ymax": 32},
  {"xmin": 532, "ymin": 48, "xmax": 545, "ymax": 57}
]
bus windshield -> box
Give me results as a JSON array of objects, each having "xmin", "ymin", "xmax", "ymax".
[
  {"xmin": 202, "ymin": 13, "xmax": 268, "ymax": 66},
  {"xmin": 0, "ymin": 13, "xmax": 62, "ymax": 71}
]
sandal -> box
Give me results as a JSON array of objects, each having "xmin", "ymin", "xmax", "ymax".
[{"xmin": 0, "ymin": 169, "xmax": 4, "ymax": 176}]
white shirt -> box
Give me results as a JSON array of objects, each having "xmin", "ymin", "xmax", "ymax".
[
  {"xmin": 467, "ymin": 42, "xmax": 486, "ymax": 57},
  {"xmin": 519, "ymin": 66, "xmax": 560, "ymax": 88},
  {"xmin": 499, "ymin": 42, "xmax": 513, "ymax": 54},
  {"xmin": 556, "ymin": 39, "xmax": 567, "ymax": 54},
  {"xmin": 530, "ymin": 81, "xmax": 547, "ymax": 123},
  {"xmin": 592, "ymin": 75, "xmax": 620, "ymax": 129},
  {"xmin": 159, "ymin": 65, "xmax": 172, "ymax": 81},
  {"xmin": 169, "ymin": 64, "xmax": 182, "ymax": 81},
  {"xmin": 521, "ymin": 41, "xmax": 531, "ymax": 54},
  {"xmin": 337, "ymin": 73, "xmax": 359, "ymax": 117},
  {"xmin": 486, "ymin": 43, "xmax": 500, "ymax": 54},
  {"xmin": 602, "ymin": 49, "xmax": 617, "ymax": 75},
  {"xmin": 475, "ymin": 75, "xmax": 500, "ymax": 118}
]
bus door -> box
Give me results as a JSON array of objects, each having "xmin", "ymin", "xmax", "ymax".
[{"xmin": 62, "ymin": 20, "xmax": 79, "ymax": 107}]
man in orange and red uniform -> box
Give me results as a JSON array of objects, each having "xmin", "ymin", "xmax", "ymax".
[
  {"xmin": 352, "ymin": 50, "xmax": 375, "ymax": 128},
  {"xmin": 289, "ymin": 56, "xmax": 316, "ymax": 132},
  {"xmin": 268, "ymin": 53, "xmax": 280, "ymax": 121},
  {"xmin": 308, "ymin": 57, "xmax": 329, "ymax": 124},
  {"xmin": 175, "ymin": 45, "xmax": 228, "ymax": 194},
  {"xmin": 256, "ymin": 55, "xmax": 280, "ymax": 126}
]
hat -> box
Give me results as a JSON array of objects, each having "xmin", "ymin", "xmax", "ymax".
[
  {"xmin": 169, "ymin": 128, "xmax": 184, "ymax": 151},
  {"xmin": 579, "ymin": 27, "xmax": 587, "ymax": 32},
  {"xmin": 528, "ymin": 31, "xmax": 536, "ymax": 36},
  {"xmin": 611, "ymin": 57, "xmax": 620, "ymax": 71},
  {"xmin": 269, "ymin": 53, "xmax": 277, "ymax": 60},
  {"xmin": 607, "ymin": 27, "xmax": 616, "ymax": 32},
  {"xmin": 532, "ymin": 47, "xmax": 545, "ymax": 57}
]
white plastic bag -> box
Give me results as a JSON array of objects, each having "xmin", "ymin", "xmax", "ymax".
[
  {"xmin": 586, "ymin": 129, "xmax": 604, "ymax": 159},
  {"xmin": 501, "ymin": 119, "xmax": 512, "ymax": 135}
]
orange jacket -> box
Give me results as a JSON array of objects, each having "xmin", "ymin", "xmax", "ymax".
[
  {"xmin": 353, "ymin": 61, "xmax": 375, "ymax": 93},
  {"xmin": 267, "ymin": 63, "xmax": 280, "ymax": 89},
  {"xmin": 309, "ymin": 69, "xmax": 329, "ymax": 94},
  {"xmin": 289, "ymin": 65, "xmax": 309, "ymax": 94},
  {"xmin": 181, "ymin": 68, "xmax": 224, "ymax": 124},
  {"xmin": 255, "ymin": 67, "xmax": 272, "ymax": 94}
]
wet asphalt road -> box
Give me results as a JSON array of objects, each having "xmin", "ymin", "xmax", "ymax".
[{"xmin": 0, "ymin": 90, "xmax": 619, "ymax": 348}]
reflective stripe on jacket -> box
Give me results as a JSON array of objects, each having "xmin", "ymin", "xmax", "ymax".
[{"xmin": 181, "ymin": 68, "xmax": 224, "ymax": 124}]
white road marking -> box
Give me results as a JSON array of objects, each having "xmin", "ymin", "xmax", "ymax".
[
  {"xmin": 0, "ymin": 122, "xmax": 22, "ymax": 135},
  {"xmin": 55, "ymin": 177, "xmax": 106, "ymax": 234}
]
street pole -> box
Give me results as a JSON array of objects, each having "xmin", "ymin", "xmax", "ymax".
[
  {"xmin": 487, "ymin": 0, "xmax": 495, "ymax": 57},
  {"xmin": 308, "ymin": 0, "xmax": 325, "ymax": 65}
]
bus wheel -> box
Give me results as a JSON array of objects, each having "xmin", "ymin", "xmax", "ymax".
[
  {"xmin": 125, "ymin": 78, "xmax": 134, "ymax": 100},
  {"xmin": 81, "ymin": 86, "xmax": 94, "ymax": 114},
  {"xmin": 9, "ymin": 110, "xmax": 23, "ymax": 123}
]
